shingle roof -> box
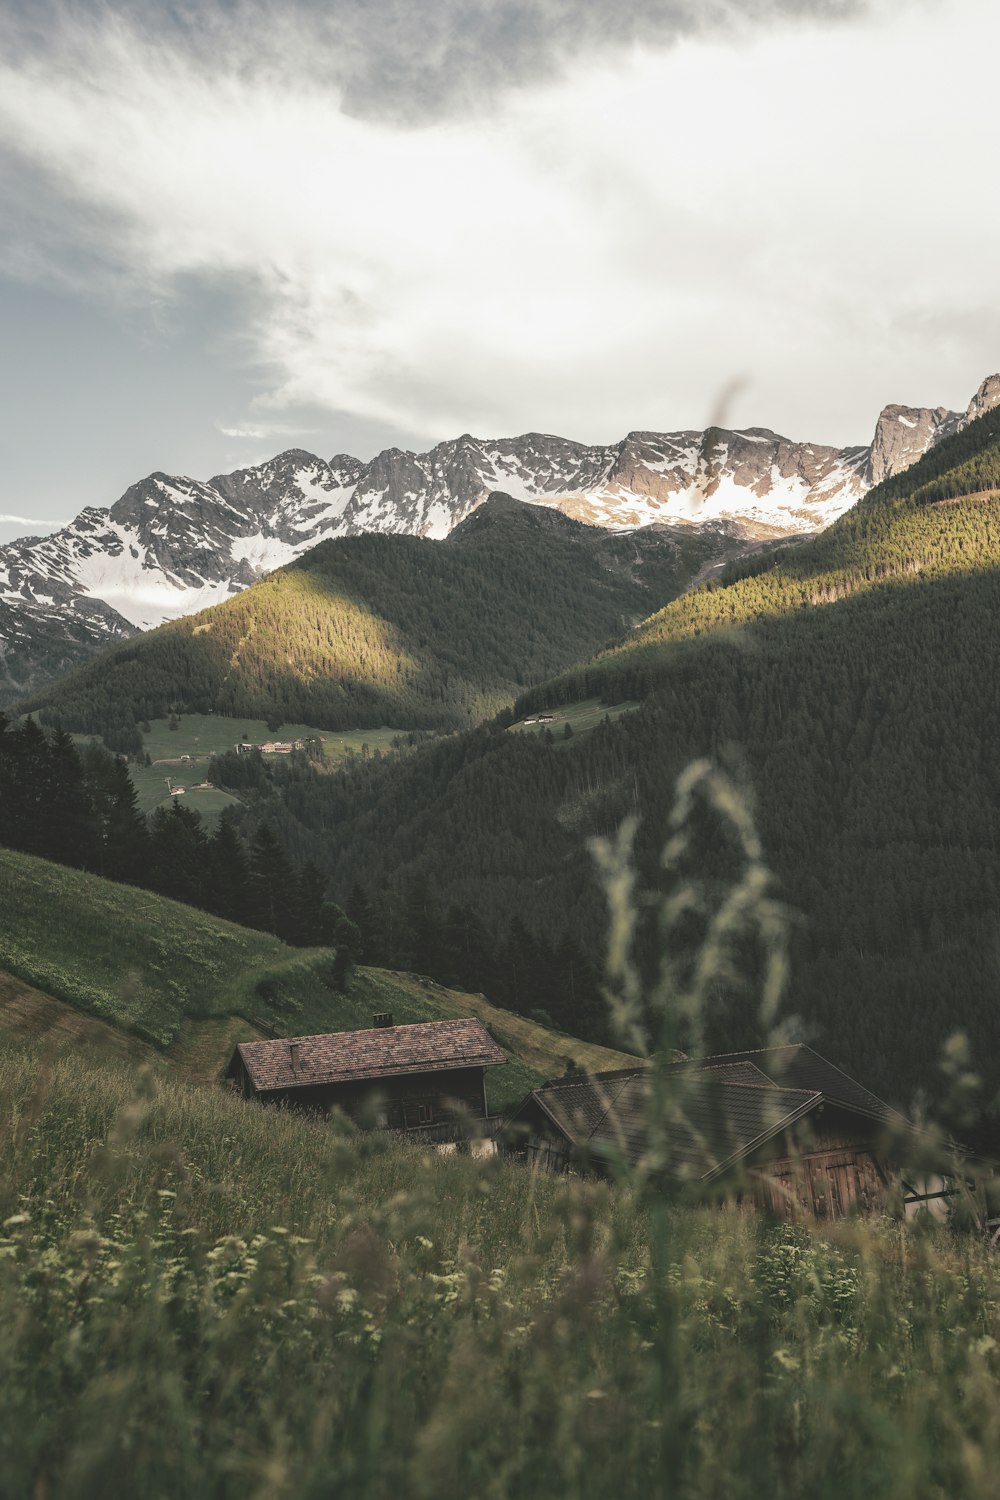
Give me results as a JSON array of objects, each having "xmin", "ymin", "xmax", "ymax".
[
  {"xmin": 678, "ymin": 1044, "xmax": 901, "ymax": 1123},
  {"xmin": 231, "ymin": 1018, "xmax": 506, "ymax": 1093},
  {"xmin": 525, "ymin": 1066, "xmax": 821, "ymax": 1179},
  {"xmin": 514, "ymin": 1044, "xmax": 901, "ymax": 1180},
  {"xmin": 660, "ymin": 1078, "xmax": 822, "ymax": 1180}
]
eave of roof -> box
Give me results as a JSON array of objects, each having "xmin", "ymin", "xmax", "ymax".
[
  {"xmin": 231, "ymin": 1017, "xmax": 506, "ymax": 1093},
  {"xmin": 696, "ymin": 1084, "xmax": 824, "ymax": 1182},
  {"xmin": 241, "ymin": 1049, "xmax": 504, "ymax": 1093}
]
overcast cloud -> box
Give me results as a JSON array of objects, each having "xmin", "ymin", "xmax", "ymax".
[
  {"xmin": 2, "ymin": 0, "xmax": 865, "ymax": 124},
  {"xmin": 2, "ymin": 0, "xmax": 998, "ymax": 526}
]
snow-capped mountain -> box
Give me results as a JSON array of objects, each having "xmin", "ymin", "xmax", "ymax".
[{"xmin": 2, "ymin": 375, "xmax": 998, "ymax": 703}]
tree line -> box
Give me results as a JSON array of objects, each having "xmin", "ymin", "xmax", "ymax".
[{"xmin": 0, "ymin": 715, "xmax": 359, "ymax": 982}]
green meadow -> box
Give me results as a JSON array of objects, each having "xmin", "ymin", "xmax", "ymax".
[
  {"xmin": 130, "ymin": 715, "xmax": 414, "ymax": 818},
  {"xmin": 507, "ymin": 695, "xmax": 640, "ymax": 742}
]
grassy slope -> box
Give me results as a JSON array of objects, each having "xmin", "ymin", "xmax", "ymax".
[
  {"xmin": 0, "ymin": 848, "xmax": 637, "ymax": 1109},
  {"xmin": 0, "ymin": 969, "xmax": 159, "ymax": 1066}
]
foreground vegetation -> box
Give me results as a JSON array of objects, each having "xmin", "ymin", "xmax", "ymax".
[{"xmin": 4, "ymin": 1035, "xmax": 1000, "ymax": 1499}]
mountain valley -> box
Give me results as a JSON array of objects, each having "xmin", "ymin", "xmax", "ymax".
[{"xmin": 193, "ymin": 400, "xmax": 1000, "ymax": 1113}]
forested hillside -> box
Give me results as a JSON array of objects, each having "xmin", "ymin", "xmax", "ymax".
[
  {"xmin": 212, "ymin": 407, "xmax": 1000, "ymax": 1115},
  {"xmin": 21, "ymin": 495, "xmax": 734, "ymax": 749},
  {"xmin": 520, "ymin": 404, "xmax": 1000, "ymax": 709}
]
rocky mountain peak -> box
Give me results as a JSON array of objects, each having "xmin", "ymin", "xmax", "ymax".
[
  {"xmin": 867, "ymin": 403, "xmax": 961, "ymax": 488},
  {"xmin": 963, "ymin": 374, "xmax": 1000, "ymax": 426}
]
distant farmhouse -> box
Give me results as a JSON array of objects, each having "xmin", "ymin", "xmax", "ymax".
[
  {"xmin": 505, "ymin": 1045, "xmax": 957, "ymax": 1220},
  {"xmin": 236, "ymin": 738, "xmax": 306, "ymax": 755},
  {"xmin": 226, "ymin": 1015, "xmax": 506, "ymax": 1136}
]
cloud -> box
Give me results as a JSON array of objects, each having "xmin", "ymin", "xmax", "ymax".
[
  {"xmin": 216, "ymin": 422, "xmax": 319, "ymax": 440},
  {"xmin": 2, "ymin": 0, "xmax": 867, "ymax": 125},
  {"xmin": 1, "ymin": 0, "xmax": 997, "ymax": 451},
  {"xmin": 0, "ymin": 514, "xmax": 69, "ymax": 527}
]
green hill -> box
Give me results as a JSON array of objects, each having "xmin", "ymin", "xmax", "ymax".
[
  {"xmin": 234, "ymin": 407, "xmax": 1000, "ymax": 1111},
  {"xmin": 21, "ymin": 495, "xmax": 734, "ymax": 748},
  {"xmin": 516, "ymin": 404, "xmax": 1000, "ymax": 709},
  {"xmin": 0, "ymin": 847, "xmax": 635, "ymax": 1108}
]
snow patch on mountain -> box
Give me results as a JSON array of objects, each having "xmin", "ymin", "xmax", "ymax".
[{"xmin": 3, "ymin": 374, "xmax": 1000, "ymax": 706}]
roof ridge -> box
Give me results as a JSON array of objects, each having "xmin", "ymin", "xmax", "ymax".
[
  {"xmin": 701, "ymin": 1081, "xmax": 822, "ymax": 1097},
  {"xmin": 241, "ymin": 1015, "xmax": 488, "ymax": 1048},
  {"xmin": 582, "ymin": 1071, "xmax": 647, "ymax": 1145},
  {"xmin": 538, "ymin": 1065, "xmax": 646, "ymax": 1092},
  {"xmin": 679, "ymin": 1043, "xmax": 800, "ymax": 1064}
]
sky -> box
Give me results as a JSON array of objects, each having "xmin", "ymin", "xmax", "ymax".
[{"xmin": 1, "ymin": 0, "xmax": 999, "ymax": 541}]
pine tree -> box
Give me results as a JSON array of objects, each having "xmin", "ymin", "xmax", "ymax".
[
  {"xmin": 207, "ymin": 809, "xmax": 252, "ymax": 925},
  {"xmin": 247, "ymin": 824, "xmax": 297, "ymax": 941}
]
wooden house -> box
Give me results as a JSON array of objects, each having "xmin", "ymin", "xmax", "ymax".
[
  {"xmin": 504, "ymin": 1044, "xmax": 948, "ymax": 1219},
  {"xmin": 226, "ymin": 1014, "xmax": 506, "ymax": 1135}
]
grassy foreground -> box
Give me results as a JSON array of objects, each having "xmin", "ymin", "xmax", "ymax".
[{"xmin": 3, "ymin": 1034, "xmax": 1000, "ymax": 1499}]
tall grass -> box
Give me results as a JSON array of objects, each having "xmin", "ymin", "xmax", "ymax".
[
  {"xmin": 4, "ymin": 1037, "xmax": 1000, "ymax": 1498},
  {"xmin": 5, "ymin": 768, "xmax": 1000, "ymax": 1497}
]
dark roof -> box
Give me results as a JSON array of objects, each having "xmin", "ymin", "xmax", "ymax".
[
  {"xmin": 512, "ymin": 1044, "xmax": 903, "ymax": 1180},
  {"xmin": 677, "ymin": 1044, "xmax": 901, "ymax": 1123},
  {"xmin": 230, "ymin": 1018, "xmax": 506, "ymax": 1093},
  {"xmin": 661, "ymin": 1078, "xmax": 822, "ymax": 1180},
  {"xmin": 524, "ymin": 1067, "xmax": 821, "ymax": 1180}
]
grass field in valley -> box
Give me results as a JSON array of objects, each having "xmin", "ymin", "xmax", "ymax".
[
  {"xmin": 507, "ymin": 695, "xmax": 640, "ymax": 742},
  {"xmin": 128, "ymin": 715, "xmax": 415, "ymax": 818},
  {"xmin": 4, "ymin": 1031, "xmax": 1000, "ymax": 1499}
]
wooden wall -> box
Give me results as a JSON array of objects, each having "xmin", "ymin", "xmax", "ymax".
[{"xmin": 236, "ymin": 1064, "xmax": 489, "ymax": 1130}]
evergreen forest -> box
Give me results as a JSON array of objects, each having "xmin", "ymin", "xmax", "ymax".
[
  {"xmin": 12, "ymin": 408, "xmax": 1000, "ymax": 1119},
  {"xmin": 0, "ymin": 715, "xmax": 359, "ymax": 967},
  {"xmin": 21, "ymin": 495, "xmax": 730, "ymax": 750},
  {"xmin": 199, "ymin": 408, "xmax": 1000, "ymax": 1121}
]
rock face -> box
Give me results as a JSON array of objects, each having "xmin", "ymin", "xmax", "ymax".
[
  {"xmin": 867, "ymin": 405, "xmax": 961, "ymax": 487},
  {"xmin": 865, "ymin": 375, "xmax": 1000, "ymax": 487},
  {"xmin": 961, "ymin": 374, "xmax": 1000, "ymax": 427},
  {"xmin": 2, "ymin": 373, "xmax": 999, "ymax": 704}
]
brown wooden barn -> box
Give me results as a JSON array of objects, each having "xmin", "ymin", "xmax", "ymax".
[
  {"xmin": 504, "ymin": 1044, "xmax": 947, "ymax": 1219},
  {"xmin": 226, "ymin": 1014, "xmax": 506, "ymax": 1136}
]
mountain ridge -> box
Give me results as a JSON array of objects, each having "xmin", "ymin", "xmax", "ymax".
[
  {"xmin": 2, "ymin": 373, "xmax": 998, "ymax": 706},
  {"xmin": 22, "ymin": 494, "xmax": 737, "ymax": 745}
]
